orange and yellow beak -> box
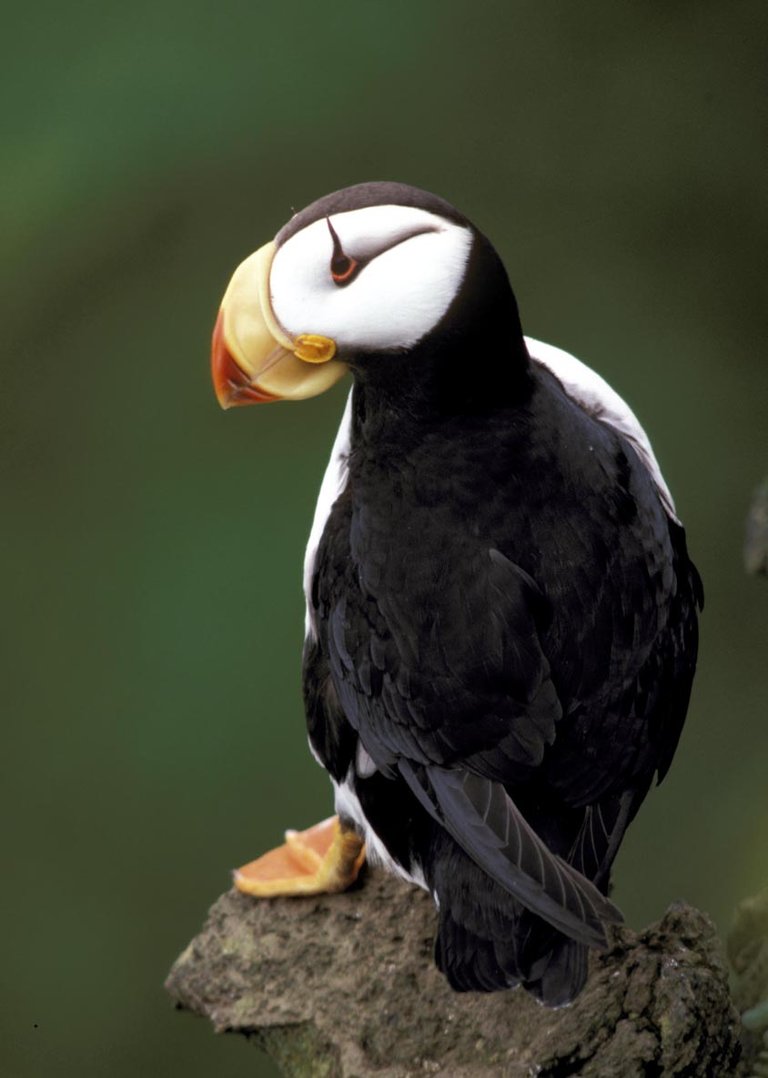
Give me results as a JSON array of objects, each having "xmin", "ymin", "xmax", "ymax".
[{"xmin": 211, "ymin": 241, "xmax": 348, "ymax": 408}]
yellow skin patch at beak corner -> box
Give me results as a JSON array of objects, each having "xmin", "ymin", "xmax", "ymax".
[
  {"xmin": 293, "ymin": 334, "xmax": 337, "ymax": 363},
  {"xmin": 216, "ymin": 242, "xmax": 347, "ymax": 402}
]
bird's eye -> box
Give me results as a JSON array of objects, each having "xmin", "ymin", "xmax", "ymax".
[
  {"xmin": 327, "ymin": 217, "xmax": 361, "ymax": 288},
  {"xmin": 330, "ymin": 252, "xmax": 360, "ymax": 286}
]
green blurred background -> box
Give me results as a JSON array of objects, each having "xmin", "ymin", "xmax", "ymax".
[{"xmin": 3, "ymin": 2, "xmax": 767, "ymax": 1075}]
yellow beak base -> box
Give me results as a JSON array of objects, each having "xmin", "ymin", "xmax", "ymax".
[{"xmin": 211, "ymin": 242, "xmax": 347, "ymax": 407}]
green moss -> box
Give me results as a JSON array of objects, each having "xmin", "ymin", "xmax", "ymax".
[{"xmin": 253, "ymin": 1024, "xmax": 341, "ymax": 1078}]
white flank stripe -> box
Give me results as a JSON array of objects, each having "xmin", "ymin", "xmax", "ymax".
[
  {"xmin": 303, "ymin": 389, "xmax": 353, "ymax": 638},
  {"xmin": 525, "ymin": 337, "xmax": 678, "ymax": 521}
]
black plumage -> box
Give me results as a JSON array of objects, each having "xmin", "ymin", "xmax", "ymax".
[{"xmin": 295, "ymin": 184, "xmax": 701, "ymax": 1005}]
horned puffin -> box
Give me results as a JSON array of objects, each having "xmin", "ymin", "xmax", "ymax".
[{"xmin": 210, "ymin": 181, "xmax": 702, "ymax": 1005}]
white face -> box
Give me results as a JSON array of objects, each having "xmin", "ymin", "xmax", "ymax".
[{"xmin": 269, "ymin": 205, "xmax": 473, "ymax": 356}]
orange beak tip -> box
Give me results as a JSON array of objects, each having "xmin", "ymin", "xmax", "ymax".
[
  {"xmin": 211, "ymin": 309, "xmax": 232, "ymax": 407},
  {"xmin": 210, "ymin": 308, "xmax": 280, "ymax": 408}
]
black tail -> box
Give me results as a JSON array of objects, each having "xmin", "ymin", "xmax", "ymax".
[
  {"xmin": 426, "ymin": 807, "xmax": 623, "ymax": 1007},
  {"xmin": 519, "ymin": 931, "xmax": 589, "ymax": 1007},
  {"xmin": 433, "ymin": 865, "xmax": 589, "ymax": 1005}
]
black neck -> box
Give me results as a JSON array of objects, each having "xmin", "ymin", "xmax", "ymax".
[{"xmin": 347, "ymin": 231, "xmax": 532, "ymax": 440}]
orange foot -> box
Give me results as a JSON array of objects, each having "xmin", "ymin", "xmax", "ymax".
[{"xmin": 233, "ymin": 815, "xmax": 366, "ymax": 897}]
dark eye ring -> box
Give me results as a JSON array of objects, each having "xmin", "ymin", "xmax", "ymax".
[{"xmin": 331, "ymin": 253, "xmax": 360, "ymax": 285}]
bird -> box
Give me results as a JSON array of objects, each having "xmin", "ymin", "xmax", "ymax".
[{"xmin": 210, "ymin": 181, "xmax": 702, "ymax": 1005}]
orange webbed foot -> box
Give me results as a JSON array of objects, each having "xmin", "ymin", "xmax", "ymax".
[{"xmin": 233, "ymin": 815, "xmax": 366, "ymax": 897}]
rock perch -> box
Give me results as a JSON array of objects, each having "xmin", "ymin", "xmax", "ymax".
[{"xmin": 166, "ymin": 868, "xmax": 742, "ymax": 1076}]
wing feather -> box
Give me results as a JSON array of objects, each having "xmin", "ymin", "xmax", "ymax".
[{"xmin": 399, "ymin": 760, "xmax": 622, "ymax": 948}]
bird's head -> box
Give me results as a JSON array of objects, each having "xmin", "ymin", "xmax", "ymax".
[{"xmin": 211, "ymin": 182, "xmax": 527, "ymax": 410}]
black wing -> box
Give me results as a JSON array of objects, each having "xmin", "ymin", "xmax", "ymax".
[
  {"xmin": 398, "ymin": 761, "xmax": 622, "ymax": 947},
  {"xmin": 324, "ymin": 543, "xmax": 564, "ymax": 769},
  {"xmin": 316, "ymin": 532, "xmax": 624, "ymax": 941}
]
